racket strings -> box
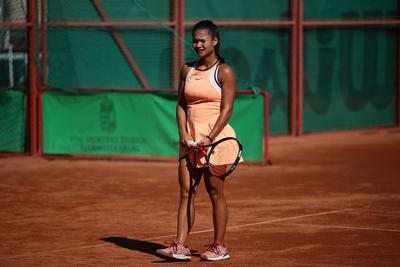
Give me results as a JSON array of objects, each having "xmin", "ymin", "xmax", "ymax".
[
  {"xmin": 209, "ymin": 163, "xmax": 229, "ymax": 177},
  {"xmin": 208, "ymin": 139, "xmax": 240, "ymax": 176},
  {"xmin": 208, "ymin": 139, "xmax": 240, "ymax": 165}
]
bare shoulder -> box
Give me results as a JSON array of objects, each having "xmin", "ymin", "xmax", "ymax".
[
  {"xmin": 180, "ymin": 61, "xmax": 196, "ymax": 79},
  {"xmin": 218, "ymin": 63, "xmax": 236, "ymax": 82},
  {"xmin": 180, "ymin": 64, "xmax": 190, "ymax": 79}
]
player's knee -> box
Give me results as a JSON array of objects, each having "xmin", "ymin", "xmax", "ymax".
[
  {"xmin": 206, "ymin": 188, "xmax": 223, "ymax": 201},
  {"xmin": 180, "ymin": 188, "xmax": 196, "ymax": 200},
  {"xmin": 180, "ymin": 188, "xmax": 190, "ymax": 200}
]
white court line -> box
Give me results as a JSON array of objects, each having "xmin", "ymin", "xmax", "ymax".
[
  {"xmin": 145, "ymin": 208, "xmax": 356, "ymax": 238},
  {"xmin": 271, "ymin": 222, "xmax": 400, "ymax": 233},
  {"xmin": 223, "ymin": 208, "xmax": 356, "ymax": 232},
  {"xmin": 8, "ymin": 208, "xmax": 354, "ymax": 258}
]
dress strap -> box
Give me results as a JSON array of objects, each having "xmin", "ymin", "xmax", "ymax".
[{"xmin": 185, "ymin": 67, "xmax": 195, "ymax": 81}]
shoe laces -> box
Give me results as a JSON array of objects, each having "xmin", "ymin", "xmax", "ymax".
[
  {"xmin": 165, "ymin": 240, "xmax": 182, "ymax": 253},
  {"xmin": 204, "ymin": 242, "xmax": 225, "ymax": 254}
]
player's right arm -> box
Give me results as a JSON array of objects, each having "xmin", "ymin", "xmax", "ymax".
[{"xmin": 176, "ymin": 64, "xmax": 193, "ymax": 147}]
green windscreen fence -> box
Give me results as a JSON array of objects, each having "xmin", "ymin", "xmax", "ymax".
[
  {"xmin": 185, "ymin": 1, "xmax": 290, "ymax": 135},
  {"xmin": 0, "ymin": 90, "xmax": 26, "ymax": 152},
  {"xmin": 185, "ymin": 29, "xmax": 290, "ymax": 135},
  {"xmin": 304, "ymin": 0, "xmax": 397, "ymax": 20},
  {"xmin": 48, "ymin": 0, "xmax": 170, "ymax": 21},
  {"xmin": 47, "ymin": 29, "xmax": 172, "ymax": 89},
  {"xmin": 0, "ymin": 26, "xmax": 27, "ymax": 152},
  {"xmin": 39, "ymin": 0, "xmax": 398, "ymax": 157},
  {"xmin": 47, "ymin": 0, "xmax": 173, "ymax": 89},
  {"xmin": 303, "ymin": 28, "xmax": 397, "ymax": 132},
  {"xmin": 2, "ymin": 0, "xmax": 399, "ymax": 157},
  {"xmin": 46, "ymin": 0, "xmax": 290, "ymax": 135},
  {"xmin": 303, "ymin": 0, "xmax": 398, "ymax": 132},
  {"xmin": 185, "ymin": 0, "xmax": 290, "ymax": 20},
  {"xmin": 42, "ymin": 91, "xmax": 265, "ymax": 161}
]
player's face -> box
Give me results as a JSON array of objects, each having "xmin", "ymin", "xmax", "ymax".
[{"xmin": 192, "ymin": 29, "xmax": 218, "ymax": 58}]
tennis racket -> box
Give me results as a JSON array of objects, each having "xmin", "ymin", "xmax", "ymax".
[{"xmin": 196, "ymin": 137, "xmax": 243, "ymax": 177}]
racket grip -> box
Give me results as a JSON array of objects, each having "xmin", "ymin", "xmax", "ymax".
[{"xmin": 188, "ymin": 140, "xmax": 198, "ymax": 148}]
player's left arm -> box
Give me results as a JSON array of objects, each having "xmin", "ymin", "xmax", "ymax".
[{"xmin": 199, "ymin": 64, "xmax": 236, "ymax": 145}]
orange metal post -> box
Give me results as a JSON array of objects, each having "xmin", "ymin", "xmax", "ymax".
[
  {"xmin": 178, "ymin": 0, "xmax": 185, "ymax": 70},
  {"xmin": 297, "ymin": 0, "xmax": 304, "ymax": 136},
  {"xmin": 37, "ymin": 0, "xmax": 48, "ymax": 156},
  {"xmin": 28, "ymin": 0, "xmax": 38, "ymax": 156},
  {"xmin": 290, "ymin": 0, "xmax": 298, "ymax": 136},
  {"xmin": 37, "ymin": 86, "xmax": 43, "ymax": 156},
  {"xmin": 172, "ymin": 0, "xmax": 179, "ymax": 89},
  {"xmin": 41, "ymin": 0, "xmax": 48, "ymax": 83},
  {"xmin": 262, "ymin": 91, "xmax": 270, "ymax": 164},
  {"xmin": 398, "ymin": 5, "xmax": 400, "ymax": 127}
]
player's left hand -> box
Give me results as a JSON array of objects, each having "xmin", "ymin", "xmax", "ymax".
[{"xmin": 197, "ymin": 136, "xmax": 212, "ymax": 147}]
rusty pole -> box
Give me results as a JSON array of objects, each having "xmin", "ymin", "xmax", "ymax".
[
  {"xmin": 28, "ymin": 0, "xmax": 38, "ymax": 155},
  {"xmin": 290, "ymin": 0, "xmax": 298, "ymax": 136},
  {"xmin": 297, "ymin": 0, "xmax": 304, "ymax": 136},
  {"xmin": 172, "ymin": 0, "xmax": 179, "ymax": 89}
]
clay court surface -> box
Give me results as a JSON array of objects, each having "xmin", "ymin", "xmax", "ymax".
[{"xmin": 0, "ymin": 130, "xmax": 399, "ymax": 266}]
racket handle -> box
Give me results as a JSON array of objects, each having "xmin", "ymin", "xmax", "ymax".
[{"xmin": 188, "ymin": 140, "xmax": 198, "ymax": 148}]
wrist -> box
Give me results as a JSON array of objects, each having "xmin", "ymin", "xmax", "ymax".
[
  {"xmin": 206, "ymin": 135, "xmax": 214, "ymax": 142},
  {"xmin": 178, "ymin": 130, "xmax": 188, "ymax": 137}
]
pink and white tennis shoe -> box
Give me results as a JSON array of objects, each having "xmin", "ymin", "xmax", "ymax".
[
  {"xmin": 156, "ymin": 240, "xmax": 191, "ymax": 261},
  {"xmin": 200, "ymin": 242, "xmax": 230, "ymax": 261}
]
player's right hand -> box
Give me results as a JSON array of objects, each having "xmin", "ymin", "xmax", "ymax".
[{"xmin": 180, "ymin": 134, "xmax": 196, "ymax": 148}]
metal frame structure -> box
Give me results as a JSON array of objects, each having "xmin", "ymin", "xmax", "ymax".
[
  {"xmin": 0, "ymin": 0, "xmax": 38, "ymax": 157},
  {"xmin": 0, "ymin": 0, "xmax": 399, "ymax": 162}
]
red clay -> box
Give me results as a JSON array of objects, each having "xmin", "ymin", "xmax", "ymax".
[{"xmin": 0, "ymin": 130, "xmax": 399, "ymax": 266}]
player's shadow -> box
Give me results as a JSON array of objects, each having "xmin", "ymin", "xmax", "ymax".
[{"xmin": 101, "ymin": 237, "xmax": 198, "ymax": 263}]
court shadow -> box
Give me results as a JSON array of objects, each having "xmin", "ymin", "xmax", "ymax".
[{"xmin": 101, "ymin": 237, "xmax": 197, "ymax": 263}]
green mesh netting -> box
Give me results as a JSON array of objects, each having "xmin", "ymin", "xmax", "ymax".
[
  {"xmin": 303, "ymin": 28, "xmax": 396, "ymax": 132},
  {"xmin": 0, "ymin": 90, "xmax": 26, "ymax": 152},
  {"xmin": 33, "ymin": 0, "xmax": 399, "ymax": 160},
  {"xmin": 185, "ymin": 0, "xmax": 289, "ymax": 20},
  {"xmin": 0, "ymin": 1, "xmax": 28, "ymax": 152},
  {"xmin": 304, "ymin": 0, "xmax": 397, "ymax": 20}
]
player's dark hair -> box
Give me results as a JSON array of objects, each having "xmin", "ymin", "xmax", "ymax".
[{"xmin": 192, "ymin": 20, "xmax": 224, "ymax": 62}]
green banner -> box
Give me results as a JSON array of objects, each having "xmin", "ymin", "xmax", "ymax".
[
  {"xmin": 42, "ymin": 91, "xmax": 265, "ymax": 161},
  {"xmin": 0, "ymin": 90, "xmax": 26, "ymax": 152}
]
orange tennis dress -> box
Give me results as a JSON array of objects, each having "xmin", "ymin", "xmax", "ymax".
[{"xmin": 179, "ymin": 61, "xmax": 242, "ymax": 168}]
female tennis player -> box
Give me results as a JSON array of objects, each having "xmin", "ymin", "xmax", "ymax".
[{"xmin": 156, "ymin": 20, "xmax": 242, "ymax": 261}]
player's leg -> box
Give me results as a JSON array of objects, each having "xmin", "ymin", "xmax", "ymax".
[
  {"xmin": 156, "ymin": 155, "xmax": 202, "ymax": 260},
  {"xmin": 204, "ymin": 173, "xmax": 227, "ymax": 243},
  {"xmin": 176, "ymin": 155, "xmax": 202, "ymax": 244},
  {"xmin": 201, "ymin": 173, "xmax": 230, "ymax": 261}
]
